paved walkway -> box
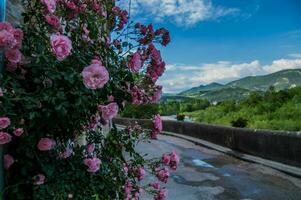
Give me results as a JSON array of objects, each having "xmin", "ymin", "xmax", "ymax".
[{"xmin": 136, "ymin": 135, "xmax": 301, "ymax": 200}]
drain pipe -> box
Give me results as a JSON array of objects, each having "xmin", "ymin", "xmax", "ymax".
[{"xmin": 0, "ymin": 0, "xmax": 6, "ymax": 196}]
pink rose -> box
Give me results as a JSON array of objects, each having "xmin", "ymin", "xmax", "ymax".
[
  {"xmin": 123, "ymin": 164, "xmax": 129, "ymax": 174},
  {"xmin": 0, "ymin": 22, "xmax": 13, "ymax": 32},
  {"xmin": 4, "ymin": 154, "xmax": 14, "ymax": 170},
  {"xmin": 0, "ymin": 88, "xmax": 3, "ymax": 97},
  {"xmin": 150, "ymin": 86, "xmax": 162, "ymax": 103},
  {"xmin": 33, "ymin": 174, "xmax": 45, "ymax": 185},
  {"xmin": 156, "ymin": 167, "xmax": 169, "ymax": 183},
  {"xmin": 0, "ymin": 132, "xmax": 12, "ymax": 144},
  {"xmin": 13, "ymin": 128, "xmax": 24, "ymax": 136},
  {"xmin": 137, "ymin": 167, "xmax": 145, "ymax": 181},
  {"xmin": 5, "ymin": 49, "xmax": 22, "ymax": 64},
  {"xmin": 107, "ymin": 95, "xmax": 114, "ymax": 102},
  {"xmin": 127, "ymin": 52, "xmax": 142, "ymax": 72},
  {"xmin": 98, "ymin": 102, "xmax": 119, "ymax": 121},
  {"xmin": 66, "ymin": 2, "xmax": 77, "ymax": 10},
  {"xmin": 0, "ymin": 117, "xmax": 10, "ymax": 129},
  {"xmin": 50, "ymin": 34, "xmax": 72, "ymax": 61},
  {"xmin": 155, "ymin": 188, "xmax": 168, "ymax": 200},
  {"xmin": 13, "ymin": 28, "xmax": 23, "ymax": 48},
  {"xmin": 0, "ymin": 30, "xmax": 14, "ymax": 48},
  {"xmin": 59, "ymin": 147, "xmax": 73, "ymax": 159},
  {"xmin": 169, "ymin": 150, "xmax": 180, "ymax": 170},
  {"xmin": 45, "ymin": 15, "xmax": 60, "ymax": 28},
  {"xmin": 82, "ymin": 62, "xmax": 109, "ymax": 89},
  {"xmin": 86, "ymin": 144, "xmax": 95, "ymax": 154},
  {"xmin": 162, "ymin": 154, "xmax": 170, "ymax": 166},
  {"xmin": 153, "ymin": 114, "xmax": 162, "ymax": 132},
  {"xmin": 83, "ymin": 157, "xmax": 101, "ymax": 173},
  {"xmin": 151, "ymin": 114, "xmax": 162, "ymax": 139},
  {"xmin": 37, "ymin": 138, "xmax": 56, "ymax": 151},
  {"xmin": 124, "ymin": 180, "xmax": 133, "ymax": 196},
  {"xmin": 41, "ymin": 0, "xmax": 56, "ymax": 13},
  {"xmin": 149, "ymin": 182, "xmax": 161, "ymax": 190}
]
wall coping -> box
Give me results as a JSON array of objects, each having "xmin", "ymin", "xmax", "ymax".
[{"xmin": 114, "ymin": 117, "xmax": 301, "ymax": 170}]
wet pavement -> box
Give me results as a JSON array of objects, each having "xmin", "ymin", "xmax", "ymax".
[{"xmin": 136, "ymin": 135, "xmax": 301, "ymax": 200}]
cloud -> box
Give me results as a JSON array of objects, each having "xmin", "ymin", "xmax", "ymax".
[
  {"xmin": 120, "ymin": 0, "xmax": 239, "ymax": 26},
  {"xmin": 159, "ymin": 57, "xmax": 301, "ymax": 93}
]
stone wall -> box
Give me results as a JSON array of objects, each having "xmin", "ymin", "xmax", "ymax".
[
  {"xmin": 6, "ymin": 0, "xmax": 23, "ymax": 25},
  {"xmin": 114, "ymin": 118, "xmax": 301, "ymax": 168}
]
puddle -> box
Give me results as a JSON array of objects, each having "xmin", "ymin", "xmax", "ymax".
[
  {"xmin": 192, "ymin": 159, "xmax": 214, "ymax": 168},
  {"xmin": 223, "ymin": 173, "xmax": 231, "ymax": 177}
]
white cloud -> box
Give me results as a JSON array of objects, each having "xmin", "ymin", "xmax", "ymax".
[
  {"xmin": 158, "ymin": 57, "xmax": 301, "ymax": 93},
  {"xmin": 120, "ymin": 0, "xmax": 239, "ymax": 26}
]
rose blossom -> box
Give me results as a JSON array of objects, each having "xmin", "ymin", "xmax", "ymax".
[
  {"xmin": 45, "ymin": 15, "xmax": 60, "ymax": 28},
  {"xmin": 156, "ymin": 167, "xmax": 169, "ymax": 183},
  {"xmin": 33, "ymin": 174, "xmax": 45, "ymax": 185},
  {"xmin": 151, "ymin": 114, "xmax": 162, "ymax": 139},
  {"xmin": 137, "ymin": 167, "xmax": 145, "ymax": 181},
  {"xmin": 149, "ymin": 182, "xmax": 161, "ymax": 190},
  {"xmin": 0, "ymin": 117, "xmax": 11, "ymax": 129},
  {"xmin": 50, "ymin": 34, "xmax": 72, "ymax": 61},
  {"xmin": 41, "ymin": 0, "xmax": 56, "ymax": 13},
  {"xmin": 4, "ymin": 154, "xmax": 14, "ymax": 170},
  {"xmin": 107, "ymin": 95, "xmax": 114, "ymax": 102},
  {"xmin": 155, "ymin": 188, "xmax": 168, "ymax": 200},
  {"xmin": 86, "ymin": 144, "xmax": 95, "ymax": 154},
  {"xmin": 0, "ymin": 88, "xmax": 3, "ymax": 97},
  {"xmin": 13, "ymin": 128, "xmax": 24, "ymax": 136},
  {"xmin": 13, "ymin": 28, "xmax": 23, "ymax": 48},
  {"xmin": 153, "ymin": 114, "xmax": 162, "ymax": 132},
  {"xmin": 59, "ymin": 147, "xmax": 73, "ymax": 159},
  {"xmin": 83, "ymin": 157, "xmax": 101, "ymax": 173},
  {"xmin": 82, "ymin": 62, "xmax": 109, "ymax": 89},
  {"xmin": 127, "ymin": 52, "xmax": 142, "ymax": 72},
  {"xmin": 98, "ymin": 102, "xmax": 119, "ymax": 121},
  {"xmin": 169, "ymin": 150, "xmax": 180, "ymax": 170},
  {"xmin": 5, "ymin": 49, "xmax": 22, "ymax": 64},
  {"xmin": 0, "ymin": 132, "xmax": 12, "ymax": 144},
  {"xmin": 0, "ymin": 30, "xmax": 14, "ymax": 48},
  {"xmin": 162, "ymin": 154, "xmax": 170, "ymax": 166},
  {"xmin": 37, "ymin": 138, "xmax": 56, "ymax": 151}
]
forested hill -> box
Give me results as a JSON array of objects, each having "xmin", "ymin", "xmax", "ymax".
[{"xmin": 165, "ymin": 69, "xmax": 301, "ymax": 102}]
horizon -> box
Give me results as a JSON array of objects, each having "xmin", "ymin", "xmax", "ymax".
[
  {"xmin": 166, "ymin": 68, "xmax": 301, "ymax": 94},
  {"xmin": 120, "ymin": 0, "xmax": 301, "ymax": 93}
]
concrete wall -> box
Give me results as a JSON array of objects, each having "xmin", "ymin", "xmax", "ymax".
[{"xmin": 114, "ymin": 118, "xmax": 301, "ymax": 168}]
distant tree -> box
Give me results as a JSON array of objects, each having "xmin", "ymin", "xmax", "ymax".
[{"xmin": 231, "ymin": 117, "xmax": 248, "ymax": 128}]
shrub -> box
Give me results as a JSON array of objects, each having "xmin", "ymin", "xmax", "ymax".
[
  {"xmin": 0, "ymin": 0, "xmax": 177, "ymax": 199},
  {"xmin": 176, "ymin": 114, "xmax": 185, "ymax": 121},
  {"xmin": 231, "ymin": 117, "xmax": 248, "ymax": 128}
]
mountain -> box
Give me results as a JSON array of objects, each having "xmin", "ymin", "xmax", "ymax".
[
  {"xmin": 198, "ymin": 87, "xmax": 252, "ymax": 102},
  {"xmin": 225, "ymin": 69, "xmax": 301, "ymax": 91},
  {"xmin": 179, "ymin": 82, "xmax": 224, "ymax": 95},
  {"xmin": 175, "ymin": 68, "xmax": 301, "ymax": 102}
]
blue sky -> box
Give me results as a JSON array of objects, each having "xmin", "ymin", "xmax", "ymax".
[{"xmin": 121, "ymin": 0, "xmax": 301, "ymax": 93}]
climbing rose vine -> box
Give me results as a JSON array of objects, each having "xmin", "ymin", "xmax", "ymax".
[{"xmin": 0, "ymin": 0, "xmax": 178, "ymax": 199}]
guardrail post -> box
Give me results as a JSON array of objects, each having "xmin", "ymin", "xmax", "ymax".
[{"xmin": 0, "ymin": 0, "xmax": 6, "ymax": 195}]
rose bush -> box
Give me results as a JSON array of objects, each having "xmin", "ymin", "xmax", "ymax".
[{"xmin": 0, "ymin": 0, "xmax": 178, "ymax": 199}]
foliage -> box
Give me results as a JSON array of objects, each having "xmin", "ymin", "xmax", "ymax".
[
  {"xmin": 0, "ymin": 0, "xmax": 177, "ymax": 199},
  {"xmin": 159, "ymin": 98, "xmax": 210, "ymax": 115},
  {"xmin": 183, "ymin": 87, "xmax": 301, "ymax": 131},
  {"xmin": 121, "ymin": 104, "xmax": 159, "ymax": 119},
  {"xmin": 176, "ymin": 114, "xmax": 185, "ymax": 121},
  {"xmin": 231, "ymin": 117, "xmax": 248, "ymax": 128}
]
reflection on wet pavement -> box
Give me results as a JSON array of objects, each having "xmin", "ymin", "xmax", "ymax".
[{"xmin": 137, "ymin": 135, "xmax": 301, "ymax": 200}]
